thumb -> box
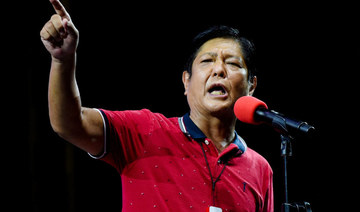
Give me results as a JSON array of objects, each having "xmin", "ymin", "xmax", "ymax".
[{"xmin": 62, "ymin": 18, "xmax": 78, "ymax": 38}]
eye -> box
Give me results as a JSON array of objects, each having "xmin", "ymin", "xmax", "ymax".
[
  {"xmin": 227, "ymin": 62, "xmax": 241, "ymax": 68},
  {"xmin": 201, "ymin": 58, "xmax": 213, "ymax": 63}
]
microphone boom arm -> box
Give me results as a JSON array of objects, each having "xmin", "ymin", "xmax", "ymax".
[{"xmin": 254, "ymin": 107, "xmax": 315, "ymax": 137}]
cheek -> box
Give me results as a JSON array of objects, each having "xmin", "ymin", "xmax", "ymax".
[
  {"xmin": 185, "ymin": 79, "xmax": 200, "ymax": 99},
  {"xmin": 230, "ymin": 74, "xmax": 249, "ymax": 96},
  {"xmin": 188, "ymin": 72, "xmax": 207, "ymax": 92}
]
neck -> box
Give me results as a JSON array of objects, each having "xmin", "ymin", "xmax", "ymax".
[{"xmin": 190, "ymin": 110, "xmax": 236, "ymax": 152}]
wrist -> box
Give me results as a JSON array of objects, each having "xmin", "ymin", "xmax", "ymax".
[
  {"xmin": 51, "ymin": 53, "xmax": 76, "ymax": 64},
  {"xmin": 51, "ymin": 53, "xmax": 77, "ymax": 73}
]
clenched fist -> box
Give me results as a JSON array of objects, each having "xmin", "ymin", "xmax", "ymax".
[{"xmin": 40, "ymin": 0, "xmax": 79, "ymax": 62}]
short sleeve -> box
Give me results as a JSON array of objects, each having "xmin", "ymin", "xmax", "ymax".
[
  {"xmin": 89, "ymin": 109, "xmax": 155, "ymax": 173},
  {"xmin": 88, "ymin": 109, "xmax": 108, "ymax": 159}
]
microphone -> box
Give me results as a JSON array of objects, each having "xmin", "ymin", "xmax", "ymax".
[{"xmin": 234, "ymin": 96, "xmax": 315, "ymax": 136}]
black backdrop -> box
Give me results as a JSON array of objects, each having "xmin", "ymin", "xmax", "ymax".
[{"xmin": 7, "ymin": 0, "xmax": 359, "ymax": 211}]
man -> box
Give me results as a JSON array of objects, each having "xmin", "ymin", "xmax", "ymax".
[{"xmin": 40, "ymin": 0, "xmax": 273, "ymax": 211}]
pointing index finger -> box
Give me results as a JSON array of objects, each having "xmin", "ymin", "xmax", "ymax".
[{"xmin": 50, "ymin": 0, "xmax": 71, "ymax": 20}]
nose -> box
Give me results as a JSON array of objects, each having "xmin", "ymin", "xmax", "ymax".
[{"xmin": 212, "ymin": 59, "xmax": 227, "ymax": 78}]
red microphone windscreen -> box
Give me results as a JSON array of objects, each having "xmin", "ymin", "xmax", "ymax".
[{"xmin": 234, "ymin": 96, "xmax": 268, "ymax": 124}]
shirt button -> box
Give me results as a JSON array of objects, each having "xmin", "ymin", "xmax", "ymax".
[{"xmin": 204, "ymin": 139, "xmax": 209, "ymax": 145}]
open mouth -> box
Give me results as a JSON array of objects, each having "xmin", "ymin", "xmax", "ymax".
[{"xmin": 208, "ymin": 83, "xmax": 227, "ymax": 96}]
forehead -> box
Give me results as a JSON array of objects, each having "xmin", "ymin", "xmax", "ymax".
[{"xmin": 197, "ymin": 37, "xmax": 243, "ymax": 57}]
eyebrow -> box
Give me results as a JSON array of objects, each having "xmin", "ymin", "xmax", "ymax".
[
  {"xmin": 199, "ymin": 52, "xmax": 243, "ymax": 62},
  {"xmin": 200, "ymin": 52, "xmax": 217, "ymax": 57}
]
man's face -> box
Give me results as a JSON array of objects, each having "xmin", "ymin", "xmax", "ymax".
[{"xmin": 183, "ymin": 37, "xmax": 255, "ymax": 116}]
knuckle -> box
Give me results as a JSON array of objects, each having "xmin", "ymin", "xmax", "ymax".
[
  {"xmin": 50, "ymin": 14, "xmax": 64, "ymax": 30},
  {"xmin": 50, "ymin": 14, "xmax": 61, "ymax": 21},
  {"xmin": 45, "ymin": 21, "xmax": 53, "ymax": 29},
  {"xmin": 44, "ymin": 21, "xmax": 60, "ymax": 39},
  {"xmin": 40, "ymin": 29, "xmax": 50, "ymax": 39}
]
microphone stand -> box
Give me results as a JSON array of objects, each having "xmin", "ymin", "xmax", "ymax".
[
  {"xmin": 280, "ymin": 134, "xmax": 292, "ymax": 208},
  {"xmin": 270, "ymin": 115, "xmax": 312, "ymax": 212}
]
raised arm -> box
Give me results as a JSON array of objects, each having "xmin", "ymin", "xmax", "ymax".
[{"xmin": 40, "ymin": 0, "xmax": 104, "ymax": 156}]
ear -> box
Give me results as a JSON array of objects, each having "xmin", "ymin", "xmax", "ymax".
[
  {"xmin": 182, "ymin": 71, "xmax": 190, "ymax": 95},
  {"xmin": 248, "ymin": 76, "xmax": 257, "ymax": 96}
]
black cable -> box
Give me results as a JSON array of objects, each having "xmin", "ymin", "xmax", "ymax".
[{"xmin": 198, "ymin": 141, "xmax": 228, "ymax": 206}]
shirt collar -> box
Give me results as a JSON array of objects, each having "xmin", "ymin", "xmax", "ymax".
[{"xmin": 179, "ymin": 113, "xmax": 247, "ymax": 154}]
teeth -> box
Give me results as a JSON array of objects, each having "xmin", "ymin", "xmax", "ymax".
[{"xmin": 211, "ymin": 90, "xmax": 224, "ymax": 95}]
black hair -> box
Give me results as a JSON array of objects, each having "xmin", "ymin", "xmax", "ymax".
[{"xmin": 185, "ymin": 25, "xmax": 257, "ymax": 81}]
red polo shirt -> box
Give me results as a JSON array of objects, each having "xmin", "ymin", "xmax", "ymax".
[{"xmin": 90, "ymin": 109, "xmax": 273, "ymax": 212}]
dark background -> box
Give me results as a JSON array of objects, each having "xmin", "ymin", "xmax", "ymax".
[{"xmin": 6, "ymin": 0, "xmax": 358, "ymax": 211}]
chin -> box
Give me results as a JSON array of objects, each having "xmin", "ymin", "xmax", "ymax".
[{"xmin": 206, "ymin": 102, "xmax": 234, "ymax": 117}]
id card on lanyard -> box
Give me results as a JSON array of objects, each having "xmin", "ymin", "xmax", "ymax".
[{"xmin": 207, "ymin": 206, "xmax": 223, "ymax": 212}]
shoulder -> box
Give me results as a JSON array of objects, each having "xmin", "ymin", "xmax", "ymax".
[
  {"xmin": 99, "ymin": 108, "xmax": 153, "ymax": 120},
  {"xmin": 99, "ymin": 108, "xmax": 180, "ymax": 131},
  {"xmin": 245, "ymin": 147, "xmax": 273, "ymax": 174}
]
